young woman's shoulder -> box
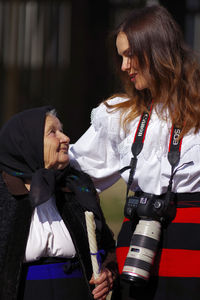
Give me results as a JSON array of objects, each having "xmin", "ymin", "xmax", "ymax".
[
  {"xmin": 91, "ymin": 95, "xmax": 129, "ymax": 129},
  {"xmin": 105, "ymin": 95, "xmax": 129, "ymax": 105}
]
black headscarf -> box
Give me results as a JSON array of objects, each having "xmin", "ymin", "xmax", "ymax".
[
  {"xmin": 0, "ymin": 106, "xmax": 60, "ymax": 207},
  {"xmin": 0, "ymin": 106, "xmax": 103, "ymax": 230},
  {"xmin": 0, "ymin": 106, "xmax": 53, "ymax": 176}
]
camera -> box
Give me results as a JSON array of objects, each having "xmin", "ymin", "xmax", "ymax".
[{"xmin": 121, "ymin": 191, "xmax": 176, "ymax": 285}]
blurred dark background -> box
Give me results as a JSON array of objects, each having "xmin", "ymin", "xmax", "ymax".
[{"xmin": 0, "ymin": 0, "xmax": 200, "ymax": 142}]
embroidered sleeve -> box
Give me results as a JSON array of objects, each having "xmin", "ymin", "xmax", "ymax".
[{"xmin": 69, "ymin": 98, "xmax": 127, "ymax": 191}]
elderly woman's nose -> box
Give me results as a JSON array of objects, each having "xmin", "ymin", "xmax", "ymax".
[{"xmin": 59, "ymin": 132, "xmax": 70, "ymax": 143}]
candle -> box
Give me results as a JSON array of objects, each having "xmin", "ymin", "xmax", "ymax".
[{"xmin": 85, "ymin": 211, "xmax": 100, "ymax": 279}]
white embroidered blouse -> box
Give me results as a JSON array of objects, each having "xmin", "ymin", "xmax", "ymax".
[
  {"xmin": 25, "ymin": 196, "xmax": 76, "ymax": 262},
  {"xmin": 69, "ymin": 96, "xmax": 200, "ymax": 195}
]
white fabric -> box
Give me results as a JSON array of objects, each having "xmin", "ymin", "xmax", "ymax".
[
  {"xmin": 25, "ymin": 196, "xmax": 76, "ymax": 262},
  {"xmin": 69, "ymin": 96, "xmax": 200, "ymax": 195}
]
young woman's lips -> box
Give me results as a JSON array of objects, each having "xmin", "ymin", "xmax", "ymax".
[{"xmin": 130, "ymin": 73, "xmax": 137, "ymax": 82}]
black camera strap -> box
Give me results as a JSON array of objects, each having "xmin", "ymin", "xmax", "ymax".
[
  {"xmin": 167, "ymin": 126, "xmax": 182, "ymax": 191},
  {"xmin": 120, "ymin": 103, "xmax": 153, "ymax": 197},
  {"xmin": 120, "ymin": 104, "xmax": 183, "ymax": 198}
]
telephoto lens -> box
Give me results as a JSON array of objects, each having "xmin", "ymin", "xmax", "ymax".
[{"xmin": 121, "ymin": 219, "xmax": 161, "ymax": 286}]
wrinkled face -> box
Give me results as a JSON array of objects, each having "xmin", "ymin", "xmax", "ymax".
[
  {"xmin": 44, "ymin": 114, "xmax": 70, "ymax": 170},
  {"xmin": 116, "ymin": 31, "xmax": 149, "ymax": 91}
]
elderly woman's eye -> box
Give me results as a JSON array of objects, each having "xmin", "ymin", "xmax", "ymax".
[{"xmin": 49, "ymin": 129, "xmax": 56, "ymax": 135}]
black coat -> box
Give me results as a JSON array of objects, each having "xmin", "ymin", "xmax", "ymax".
[{"xmin": 0, "ymin": 172, "xmax": 116, "ymax": 300}]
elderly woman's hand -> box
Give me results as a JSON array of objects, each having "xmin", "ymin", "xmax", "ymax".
[{"xmin": 89, "ymin": 268, "xmax": 114, "ymax": 300}]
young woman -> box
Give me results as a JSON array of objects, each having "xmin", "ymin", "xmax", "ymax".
[{"xmin": 69, "ymin": 5, "xmax": 200, "ymax": 300}]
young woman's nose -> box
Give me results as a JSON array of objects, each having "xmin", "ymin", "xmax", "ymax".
[{"xmin": 121, "ymin": 57, "xmax": 130, "ymax": 72}]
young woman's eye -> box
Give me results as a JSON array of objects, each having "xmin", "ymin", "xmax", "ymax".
[{"xmin": 125, "ymin": 51, "xmax": 132, "ymax": 58}]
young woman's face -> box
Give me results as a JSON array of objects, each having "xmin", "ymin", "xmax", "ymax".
[
  {"xmin": 44, "ymin": 114, "xmax": 70, "ymax": 170},
  {"xmin": 116, "ymin": 32, "xmax": 150, "ymax": 91}
]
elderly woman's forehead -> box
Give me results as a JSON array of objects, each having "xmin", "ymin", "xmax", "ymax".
[{"xmin": 45, "ymin": 114, "xmax": 63, "ymax": 128}]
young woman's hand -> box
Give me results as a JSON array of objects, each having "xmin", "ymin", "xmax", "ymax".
[{"xmin": 89, "ymin": 268, "xmax": 114, "ymax": 300}]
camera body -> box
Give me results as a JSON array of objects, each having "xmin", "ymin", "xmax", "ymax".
[
  {"xmin": 124, "ymin": 191, "xmax": 176, "ymax": 224},
  {"xmin": 121, "ymin": 191, "xmax": 176, "ymax": 285}
]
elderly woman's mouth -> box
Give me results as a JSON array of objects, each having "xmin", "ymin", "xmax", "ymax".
[{"xmin": 60, "ymin": 147, "xmax": 68, "ymax": 153}]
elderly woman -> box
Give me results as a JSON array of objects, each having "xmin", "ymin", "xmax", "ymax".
[{"xmin": 0, "ymin": 106, "xmax": 117, "ymax": 300}]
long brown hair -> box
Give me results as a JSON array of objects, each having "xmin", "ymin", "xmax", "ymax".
[{"xmin": 105, "ymin": 5, "xmax": 200, "ymax": 135}]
